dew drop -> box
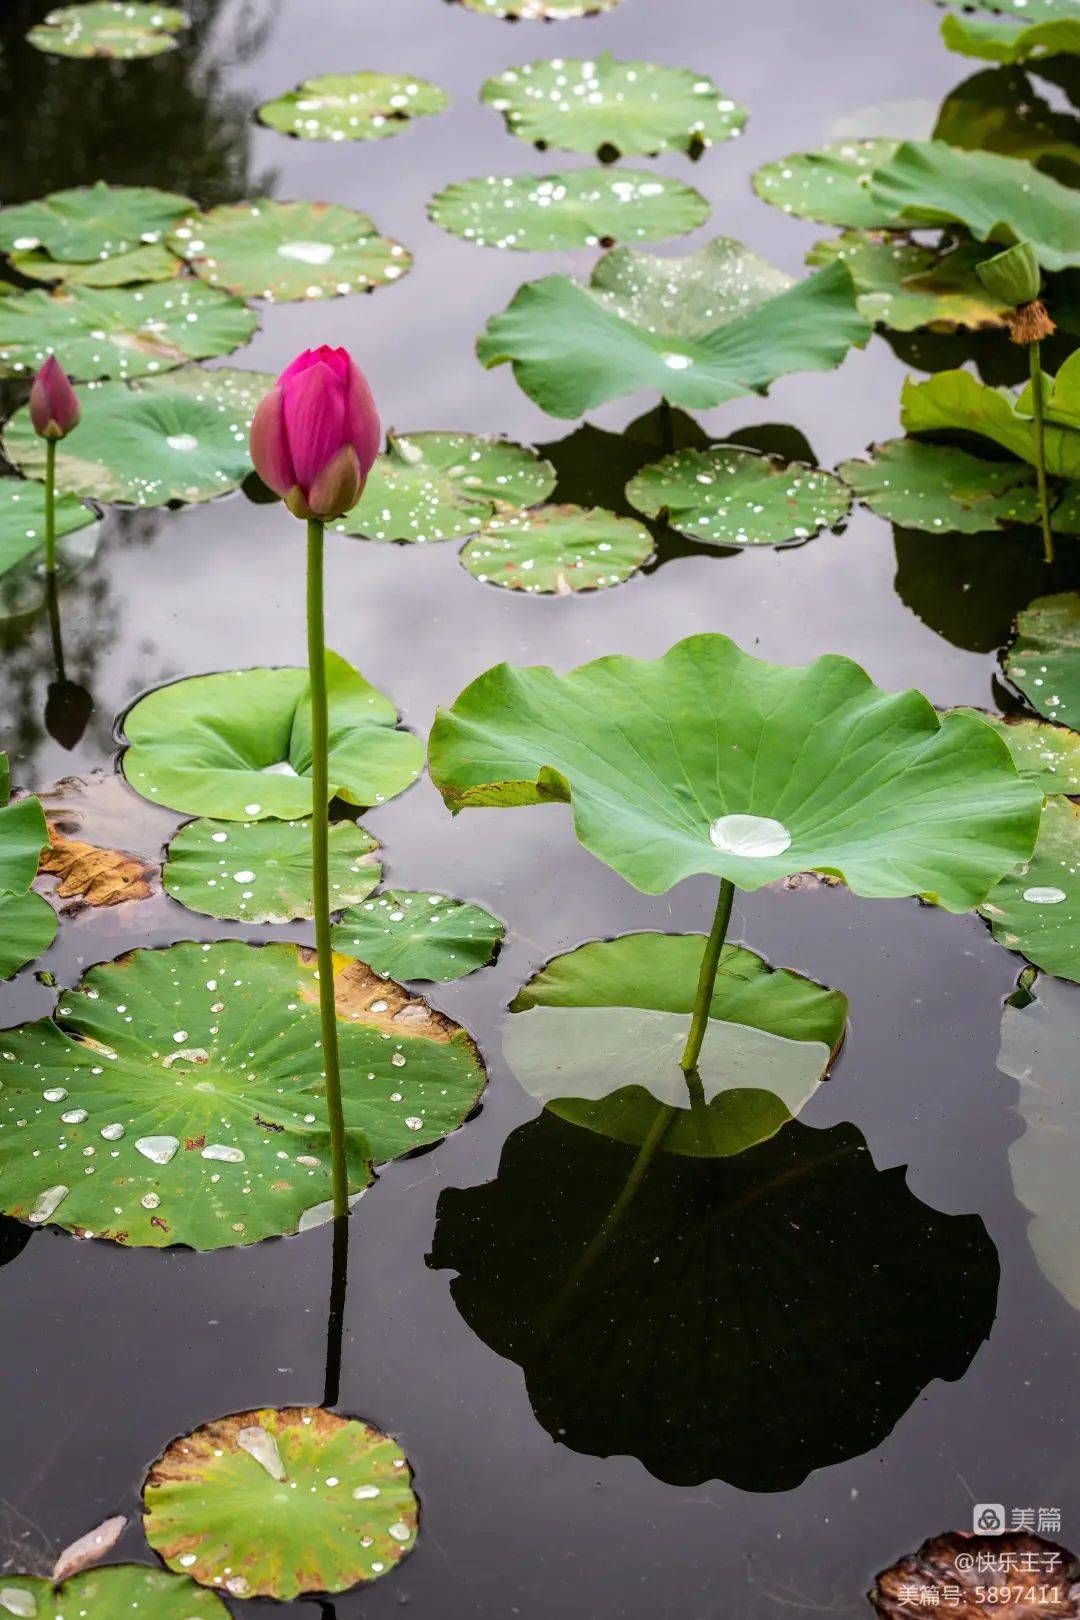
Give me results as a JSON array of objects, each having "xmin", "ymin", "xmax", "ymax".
[
  {"xmin": 28, "ymin": 1185, "xmax": 69, "ymax": 1225},
  {"xmin": 43, "ymin": 1087, "xmax": 68, "ymax": 1103},
  {"xmin": 202, "ymin": 1144, "xmax": 246, "ymax": 1163},
  {"xmin": 708, "ymin": 813, "xmax": 792, "ymax": 858},
  {"xmin": 388, "ymin": 1522, "xmax": 411, "ymax": 1541},
  {"xmin": 135, "ymin": 1135, "xmax": 180, "ymax": 1165},
  {"xmin": 166, "ymin": 433, "xmax": 199, "ymax": 452},
  {"xmin": 100, "ymin": 1123, "xmax": 125, "ymax": 1141},
  {"xmin": 236, "ymin": 1424, "xmax": 287, "ymax": 1481},
  {"xmin": 353, "ymin": 1484, "xmax": 381, "ymax": 1500},
  {"xmin": 60, "ymin": 1109, "xmax": 88, "ymax": 1125},
  {"xmin": 1022, "ymin": 885, "xmax": 1067, "ymax": 904}
]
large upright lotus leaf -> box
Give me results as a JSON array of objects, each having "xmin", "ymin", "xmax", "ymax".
[
  {"xmin": 429, "ymin": 1112, "xmax": 999, "ymax": 1490},
  {"xmin": 428, "ymin": 634, "xmax": 1041, "ymax": 908},
  {"xmin": 476, "ymin": 240, "xmax": 869, "ymax": 417},
  {"xmin": 953, "ymin": 708, "xmax": 1080, "ymax": 793},
  {"xmin": 144, "ymin": 1408, "xmax": 417, "ymax": 1599},
  {"xmin": 980, "ymin": 796, "xmax": 1080, "ymax": 981},
  {"xmin": 751, "ymin": 139, "xmax": 903, "ymax": 227},
  {"xmin": 454, "ymin": 0, "xmax": 625, "ymax": 16},
  {"xmin": 10, "ymin": 242, "xmax": 182, "ymax": 288},
  {"xmin": 481, "ymin": 54, "xmax": 746, "ymax": 161},
  {"xmin": 900, "ymin": 370, "xmax": 1080, "ymax": 478},
  {"xmin": 332, "ymin": 890, "xmax": 505, "ymax": 981},
  {"xmin": 839, "ymin": 438, "xmax": 1042, "ymax": 533},
  {"xmin": 0, "ymin": 892, "xmax": 59, "ymax": 979},
  {"xmin": 168, "ymin": 201, "xmax": 411, "ymax": 302},
  {"xmin": 123, "ymin": 655, "xmax": 423, "ymax": 819},
  {"xmin": 163, "ymin": 817, "xmax": 381, "ymax": 924},
  {"xmin": 257, "ymin": 71, "xmax": 448, "ymax": 142},
  {"xmin": 0, "ymin": 939, "xmax": 486, "ymax": 1247},
  {"xmin": 0, "ymin": 476, "xmax": 99, "ymax": 616},
  {"xmin": 459, "ymin": 504, "xmax": 653, "ymax": 592},
  {"xmin": 869, "ymin": 141, "xmax": 1080, "ymax": 270},
  {"xmin": 0, "ymin": 1566, "xmax": 228, "ymax": 1618},
  {"xmin": 430, "ymin": 169, "xmax": 709, "ymax": 252},
  {"xmin": 626, "ymin": 446, "xmax": 850, "ymax": 548},
  {"xmin": 941, "ymin": 5, "xmax": 1080, "ymax": 64},
  {"xmin": 0, "ymin": 183, "xmax": 194, "ymax": 262},
  {"xmin": 806, "ymin": 231, "xmax": 1007, "ymax": 332},
  {"xmin": 505, "ymin": 932, "xmax": 846, "ymax": 1157},
  {"xmin": 0, "ymin": 282, "xmax": 257, "ymax": 382},
  {"xmin": 332, "ymin": 430, "xmax": 556, "ymax": 544},
  {"xmin": 1005, "ymin": 592, "xmax": 1080, "ymax": 723}
]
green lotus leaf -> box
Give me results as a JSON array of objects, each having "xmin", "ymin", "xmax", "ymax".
[
  {"xmin": 122, "ymin": 655, "xmax": 423, "ymax": 818},
  {"xmin": 952, "ymin": 708, "xmax": 1080, "ymax": 793},
  {"xmin": 168, "ymin": 200, "xmax": 411, "ymax": 302},
  {"xmin": 751, "ymin": 138, "xmax": 903, "ymax": 227},
  {"xmin": 332, "ymin": 890, "xmax": 504, "ymax": 981},
  {"xmin": 0, "ymin": 1566, "xmax": 228, "ymax": 1619},
  {"xmin": 454, "ymin": 0, "xmax": 624, "ymax": 16},
  {"xmin": 505, "ymin": 932, "xmax": 846, "ymax": 1157},
  {"xmin": 257, "ymin": 71, "xmax": 448, "ymax": 142},
  {"xmin": 941, "ymin": 2, "xmax": 1080, "ymax": 64},
  {"xmin": 481, "ymin": 53, "xmax": 746, "ymax": 160},
  {"xmin": 1005, "ymin": 591, "xmax": 1080, "ymax": 722},
  {"xmin": 163, "ymin": 817, "xmax": 382, "ymax": 924},
  {"xmin": 428, "ymin": 633, "xmax": 1042, "ymax": 908},
  {"xmin": 459, "ymin": 504, "xmax": 652, "ymax": 592},
  {"xmin": 933, "ymin": 63, "xmax": 1080, "ymax": 181},
  {"xmin": 476, "ymin": 239, "xmax": 870, "ymax": 417},
  {"xmin": 0, "ymin": 183, "xmax": 194, "ymax": 261},
  {"xmin": 806, "ymin": 231, "xmax": 1007, "ymax": 332},
  {"xmin": 900, "ymin": 369, "xmax": 1080, "ymax": 478},
  {"xmin": 144, "ymin": 1407, "xmax": 417, "ymax": 1599},
  {"xmin": 0, "ymin": 765, "xmax": 55, "ymax": 978},
  {"xmin": 839, "ymin": 438, "xmax": 1042, "ymax": 533},
  {"xmin": 331, "ymin": 430, "xmax": 556, "ymax": 545},
  {"xmin": 430, "ymin": 168, "xmax": 709, "ymax": 252},
  {"xmin": 429, "ymin": 1111, "xmax": 999, "ymax": 1489},
  {"xmin": 10, "ymin": 241, "xmax": 183, "ymax": 288},
  {"xmin": 0, "ymin": 938, "xmax": 486, "ymax": 1246},
  {"xmin": 980, "ymin": 796, "xmax": 1080, "ymax": 981},
  {"xmin": 0, "ymin": 281, "xmax": 257, "ymax": 382},
  {"xmin": 626, "ymin": 446, "xmax": 850, "ymax": 547},
  {"xmin": 0, "ymin": 892, "xmax": 58, "ymax": 979},
  {"xmin": 0, "ymin": 791, "xmax": 48, "ymax": 900},
  {"xmin": 869, "ymin": 140, "xmax": 1080, "ymax": 270},
  {"xmin": 0, "ymin": 476, "xmax": 100, "ymax": 618},
  {"xmin": 135, "ymin": 360, "xmax": 277, "ymax": 417}
]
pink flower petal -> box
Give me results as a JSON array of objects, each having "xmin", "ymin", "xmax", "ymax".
[
  {"xmin": 249, "ymin": 386, "xmax": 296, "ymax": 497},
  {"xmin": 281, "ymin": 359, "xmax": 348, "ymax": 494},
  {"xmin": 344, "ymin": 359, "xmax": 380, "ymax": 478}
]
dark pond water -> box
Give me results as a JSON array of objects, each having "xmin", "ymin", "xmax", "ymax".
[{"xmin": 0, "ymin": 0, "xmax": 1077, "ymax": 1613}]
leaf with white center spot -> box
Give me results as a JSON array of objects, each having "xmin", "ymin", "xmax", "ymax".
[
  {"xmin": 429, "ymin": 169, "xmax": 709, "ymax": 252},
  {"xmin": 839, "ymin": 438, "xmax": 1042, "ymax": 533},
  {"xmin": 27, "ymin": 2, "xmax": 189, "ymax": 58},
  {"xmin": 1005, "ymin": 591, "xmax": 1080, "ymax": 725},
  {"xmin": 164, "ymin": 817, "xmax": 381, "ymax": 923},
  {"xmin": 752, "ymin": 139, "xmax": 903, "ymax": 227},
  {"xmin": 980, "ymin": 796, "xmax": 1080, "ymax": 982},
  {"xmin": 626, "ymin": 446, "xmax": 850, "ymax": 548},
  {"xmin": 333, "ymin": 890, "xmax": 504, "ymax": 980},
  {"xmin": 459, "ymin": 503, "xmax": 652, "ymax": 592},
  {"xmin": 0, "ymin": 1565, "xmax": 227, "ymax": 1618},
  {"xmin": 257, "ymin": 71, "xmax": 448, "ymax": 142}
]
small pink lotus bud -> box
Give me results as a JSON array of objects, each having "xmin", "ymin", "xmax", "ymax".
[
  {"xmin": 29, "ymin": 357, "xmax": 80, "ymax": 441},
  {"xmin": 249, "ymin": 345, "xmax": 380, "ymax": 522}
]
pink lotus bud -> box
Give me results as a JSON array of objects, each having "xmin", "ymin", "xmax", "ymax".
[
  {"xmin": 249, "ymin": 345, "xmax": 380, "ymax": 521},
  {"xmin": 29, "ymin": 357, "xmax": 80, "ymax": 441}
]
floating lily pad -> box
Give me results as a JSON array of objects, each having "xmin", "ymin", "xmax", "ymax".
[
  {"xmin": 806, "ymin": 231, "xmax": 1006, "ymax": 332},
  {"xmin": 10, "ymin": 242, "xmax": 182, "ymax": 288},
  {"xmin": 626, "ymin": 446, "xmax": 850, "ymax": 547},
  {"xmin": 953, "ymin": 709, "xmax": 1080, "ymax": 793},
  {"xmin": 0, "ymin": 939, "xmax": 486, "ymax": 1246},
  {"xmin": 481, "ymin": 53, "xmax": 746, "ymax": 160},
  {"xmin": 752, "ymin": 139, "xmax": 903, "ymax": 227},
  {"xmin": 0, "ymin": 184, "xmax": 194, "ymax": 263},
  {"xmin": 163, "ymin": 818, "xmax": 381, "ymax": 923},
  {"xmin": 0, "ymin": 476, "xmax": 100, "ymax": 618},
  {"xmin": 123, "ymin": 655, "xmax": 423, "ymax": 818},
  {"xmin": 839, "ymin": 438, "xmax": 1042, "ymax": 533},
  {"xmin": 454, "ymin": 0, "xmax": 625, "ymax": 16},
  {"xmin": 144, "ymin": 1408, "xmax": 417, "ymax": 1599},
  {"xmin": 257, "ymin": 71, "xmax": 448, "ymax": 142},
  {"xmin": 332, "ymin": 430, "xmax": 556, "ymax": 545},
  {"xmin": 901, "ymin": 368, "xmax": 1080, "ymax": 479},
  {"xmin": 941, "ymin": 1, "xmax": 1080, "ymax": 64},
  {"xmin": 505, "ymin": 933, "xmax": 846, "ymax": 1156},
  {"xmin": 477, "ymin": 239, "xmax": 869, "ymax": 417},
  {"xmin": 459, "ymin": 504, "xmax": 652, "ymax": 592},
  {"xmin": 0, "ymin": 1566, "xmax": 228, "ymax": 1619},
  {"xmin": 28, "ymin": 2, "xmax": 189, "ymax": 57},
  {"xmin": 168, "ymin": 201, "xmax": 411, "ymax": 302},
  {"xmin": 0, "ymin": 892, "xmax": 59, "ymax": 979},
  {"xmin": 980, "ymin": 796, "xmax": 1080, "ymax": 982},
  {"xmin": 431, "ymin": 168, "xmax": 708, "ymax": 252},
  {"xmin": 428, "ymin": 633, "xmax": 1041, "ymax": 908},
  {"xmin": 0, "ymin": 770, "xmax": 56, "ymax": 979},
  {"xmin": 1006, "ymin": 592, "xmax": 1080, "ymax": 723},
  {"xmin": 332, "ymin": 890, "xmax": 504, "ymax": 981}
]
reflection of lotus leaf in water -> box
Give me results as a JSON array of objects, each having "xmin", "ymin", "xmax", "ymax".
[{"xmin": 429, "ymin": 1111, "xmax": 999, "ymax": 1490}]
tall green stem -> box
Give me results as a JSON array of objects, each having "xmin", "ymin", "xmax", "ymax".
[
  {"xmin": 1030, "ymin": 341, "xmax": 1054, "ymax": 567},
  {"xmin": 679, "ymin": 878, "xmax": 735, "ymax": 1075},
  {"xmin": 44, "ymin": 438, "xmax": 57, "ymax": 577},
  {"xmin": 306, "ymin": 517, "xmax": 348, "ymax": 1222}
]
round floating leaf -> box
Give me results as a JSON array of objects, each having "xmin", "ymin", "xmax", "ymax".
[
  {"xmin": 454, "ymin": 0, "xmax": 625, "ymax": 16},
  {"xmin": 430, "ymin": 169, "xmax": 709, "ymax": 252},
  {"xmin": 332, "ymin": 430, "xmax": 556, "ymax": 545},
  {"xmin": 163, "ymin": 818, "xmax": 381, "ymax": 923},
  {"xmin": 0, "ymin": 183, "xmax": 194, "ymax": 262},
  {"xmin": 981, "ymin": 795, "xmax": 1080, "ymax": 982},
  {"xmin": 428, "ymin": 632, "xmax": 1042, "ymax": 908},
  {"xmin": 0, "ymin": 892, "xmax": 58, "ymax": 979},
  {"xmin": 806, "ymin": 230, "xmax": 1007, "ymax": 332},
  {"xmin": 0, "ymin": 1566, "xmax": 227, "ymax": 1619},
  {"xmin": 952, "ymin": 708, "xmax": 1080, "ymax": 793},
  {"xmin": 839, "ymin": 438, "xmax": 1041, "ymax": 533},
  {"xmin": 481, "ymin": 53, "xmax": 746, "ymax": 160},
  {"xmin": 505, "ymin": 932, "xmax": 846, "ymax": 1156},
  {"xmin": 332, "ymin": 890, "xmax": 504, "ymax": 981},
  {"xmin": 10, "ymin": 242, "xmax": 182, "ymax": 288},
  {"xmin": 0, "ymin": 281, "xmax": 257, "ymax": 382},
  {"xmin": 0, "ymin": 476, "xmax": 99, "ymax": 618},
  {"xmin": 477, "ymin": 238, "xmax": 869, "ymax": 418},
  {"xmin": 1006, "ymin": 592, "xmax": 1080, "ymax": 724},
  {"xmin": 144, "ymin": 1408, "xmax": 417, "ymax": 1600},
  {"xmin": 0, "ymin": 939, "xmax": 486, "ymax": 1246},
  {"xmin": 459, "ymin": 503, "xmax": 652, "ymax": 592},
  {"xmin": 257, "ymin": 71, "xmax": 448, "ymax": 142},
  {"xmin": 168, "ymin": 200, "xmax": 411, "ymax": 302},
  {"xmin": 626, "ymin": 446, "xmax": 850, "ymax": 548},
  {"xmin": 752, "ymin": 139, "xmax": 903, "ymax": 227},
  {"xmin": 123, "ymin": 655, "xmax": 423, "ymax": 818},
  {"xmin": 135, "ymin": 361, "xmax": 277, "ymax": 418}
]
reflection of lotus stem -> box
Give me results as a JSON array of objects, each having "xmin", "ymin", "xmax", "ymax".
[
  {"xmin": 44, "ymin": 438, "xmax": 57, "ymax": 577},
  {"xmin": 680, "ymin": 878, "xmax": 735, "ymax": 1075},
  {"xmin": 307, "ymin": 517, "xmax": 349, "ymax": 1222},
  {"xmin": 659, "ymin": 398, "xmax": 675, "ymax": 455},
  {"xmin": 323, "ymin": 1213, "xmax": 349, "ymax": 1408},
  {"xmin": 1029, "ymin": 342, "xmax": 1054, "ymax": 566},
  {"xmin": 45, "ymin": 571, "xmax": 65, "ymax": 682}
]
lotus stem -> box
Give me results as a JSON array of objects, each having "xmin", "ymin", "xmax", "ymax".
[
  {"xmin": 680, "ymin": 877, "xmax": 735, "ymax": 1076},
  {"xmin": 44, "ymin": 438, "xmax": 57, "ymax": 577},
  {"xmin": 1029, "ymin": 341, "xmax": 1054, "ymax": 567},
  {"xmin": 306, "ymin": 516, "xmax": 349, "ymax": 1223},
  {"xmin": 323, "ymin": 1213, "xmax": 349, "ymax": 1409}
]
